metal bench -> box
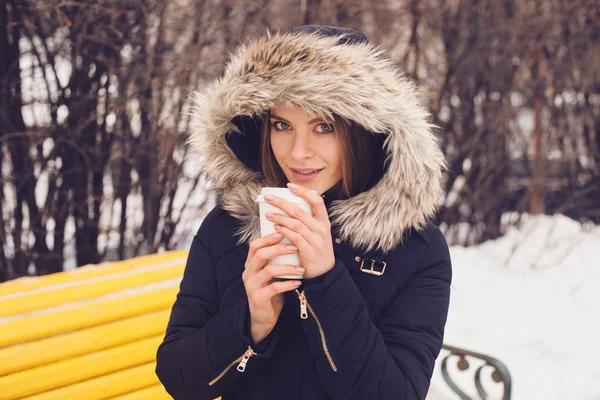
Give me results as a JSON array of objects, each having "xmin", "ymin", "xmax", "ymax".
[
  {"xmin": 437, "ymin": 344, "xmax": 512, "ymax": 400},
  {"xmin": 0, "ymin": 251, "xmax": 511, "ymax": 400}
]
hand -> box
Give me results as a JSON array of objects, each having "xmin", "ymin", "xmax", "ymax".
[
  {"xmin": 242, "ymin": 232, "xmax": 304, "ymax": 344},
  {"xmin": 263, "ymin": 183, "xmax": 336, "ymax": 279}
]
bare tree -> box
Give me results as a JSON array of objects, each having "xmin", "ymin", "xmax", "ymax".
[
  {"xmin": 388, "ymin": 0, "xmax": 599, "ymax": 244},
  {"xmin": 0, "ymin": 0, "xmax": 225, "ymax": 280},
  {"xmin": 1, "ymin": 0, "xmax": 598, "ymax": 281}
]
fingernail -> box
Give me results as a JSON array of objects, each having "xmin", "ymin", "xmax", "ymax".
[
  {"xmin": 295, "ymin": 266, "xmax": 305, "ymax": 272},
  {"xmin": 274, "ymin": 224, "xmax": 281, "ymax": 230},
  {"xmin": 264, "ymin": 194, "xmax": 274, "ymax": 200},
  {"xmin": 287, "ymin": 183, "xmax": 299, "ymax": 190},
  {"xmin": 272, "ymin": 233, "xmax": 282, "ymax": 239},
  {"xmin": 286, "ymin": 245, "xmax": 298, "ymax": 251},
  {"xmin": 265, "ymin": 212, "xmax": 273, "ymax": 218},
  {"xmin": 294, "ymin": 281, "xmax": 302, "ymax": 286}
]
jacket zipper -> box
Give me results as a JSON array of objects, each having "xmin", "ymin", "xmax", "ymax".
[
  {"xmin": 208, "ymin": 346, "xmax": 257, "ymax": 386},
  {"xmin": 296, "ymin": 289, "xmax": 338, "ymax": 372}
]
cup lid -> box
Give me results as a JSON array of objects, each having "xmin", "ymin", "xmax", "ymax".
[
  {"xmin": 255, "ymin": 187, "xmax": 317, "ymax": 203},
  {"xmin": 261, "ymin": 187, "xmax": 295, "ymax": 196}
]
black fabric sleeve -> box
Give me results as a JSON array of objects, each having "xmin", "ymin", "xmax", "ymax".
[
  {"xmin": 299, "ymin": 229, "xmax": 452, "ymax": 400},
  {"xmin": 155, "ymin": 232, "xmax": 278, "ymax": 400}
]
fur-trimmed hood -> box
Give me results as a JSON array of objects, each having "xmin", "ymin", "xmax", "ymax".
[{"xmin": 188, "ymin": 26, "xmax": 446, "ymax": 253}]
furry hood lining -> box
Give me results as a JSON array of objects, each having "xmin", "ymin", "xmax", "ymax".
[{"xmin": 188, "ymin": 30, "xmax": 446, "ymax": 253}]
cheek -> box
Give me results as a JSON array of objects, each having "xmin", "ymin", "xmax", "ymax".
[
  {"xmin": 269, "ymin": 135, "xmax": 285, "ymax": 160},
  {"xmin": 323, "ymin": 139, "xmax": 343, "ymax": 171}
]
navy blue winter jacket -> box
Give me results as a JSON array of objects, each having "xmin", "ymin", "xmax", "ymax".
[
  {"xmin": 156, "ymin": 204, "xmax": 451, "ymax": 400},
  {"xmin": 156, "ymin": 25, "xmax": 452, "ymax": 400}
]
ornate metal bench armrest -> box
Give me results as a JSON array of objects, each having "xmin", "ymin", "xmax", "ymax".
[{"xmin": 440, "ymin": 344, "xmax": 512, "ymax": 400}]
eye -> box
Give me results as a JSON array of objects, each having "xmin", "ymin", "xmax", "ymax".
[
  {"xmin": 272, "ymin": 121, "xmax": 291, "ymax": 131},
  {"xmin": 316, "ymin": 123, "xmax": 334, "ymax": 133}
]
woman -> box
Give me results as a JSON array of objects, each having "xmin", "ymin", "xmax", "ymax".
[{"xmin": 156, "ymin": 25, "xmax": 452, "ymax": 400}]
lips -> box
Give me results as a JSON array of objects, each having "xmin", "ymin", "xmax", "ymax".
[{"xmin": 291, "ymin": 168, "xmax": 323, "ymax": 182}]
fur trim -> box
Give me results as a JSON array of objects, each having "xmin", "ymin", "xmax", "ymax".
[{"xmin": 188, "ymin": 31, "xmax": 446, "ymax": 253}]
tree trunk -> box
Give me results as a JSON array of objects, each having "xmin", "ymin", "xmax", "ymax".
[{"xmin": 530, "ymin": 94, "xmax": 546, "ymax": 215}]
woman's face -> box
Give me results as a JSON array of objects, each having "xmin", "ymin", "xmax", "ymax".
[{"xmin": 269, "ymin": 105, "xmax": 343, "ymax": 195}]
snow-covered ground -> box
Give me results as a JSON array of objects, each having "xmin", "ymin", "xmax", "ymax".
[{"xmin": 430, "ymin": 214, "xmax": 600, "ymax": 400}]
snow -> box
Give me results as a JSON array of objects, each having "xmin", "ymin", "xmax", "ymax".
[{"xmin": 430, "ymin": 214, "xmax": 600, "ymax": 400}]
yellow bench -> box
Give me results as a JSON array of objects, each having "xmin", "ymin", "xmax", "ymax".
[{"xmin": 0, "ymin": 251, "xmax": 191, "ymax": 400}]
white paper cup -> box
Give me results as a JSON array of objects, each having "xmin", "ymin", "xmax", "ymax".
[{"xmin": 255, "ymin": 187, "xmax": 315, "ymax": 279}]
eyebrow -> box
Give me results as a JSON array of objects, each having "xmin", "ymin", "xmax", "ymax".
[{"xmin": 269, "ymin": 114, "xmax": 329, "ymax": 125}]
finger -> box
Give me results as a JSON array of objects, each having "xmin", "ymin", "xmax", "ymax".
[
  {"xmin": 264, "ymin": 279, "xmax": 303, "ymax": 296},
  {"xmin": 286, "ymin": 183, "xmax": 329, "ymax": 221},
  {"xmin": 274, "ymin": 224, "xmax": 311, "ymax": 252},
  {"xmin": 257, "ymin": 264, "xmax": 305, "ymax": 285},
  {"xmin": 246, "ymin": 233, "xmax": 284, "ymax": 266},
  {"xmin": 249, "ymin": 243, "xmax": 298, "ymax": 273},
  {"xmin": 264, "ymin": 195, "xmax": 320, "ymax": 232},
  {"xmin": 266, "ymin": 212, "xmax": 315, "ymax": 241}
]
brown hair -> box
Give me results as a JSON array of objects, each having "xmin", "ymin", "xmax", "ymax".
[{"xmin": 259, "ymin": 111, "xmax": 382, "ymax": 200}]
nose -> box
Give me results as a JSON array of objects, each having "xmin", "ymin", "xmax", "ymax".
[{"xmin": 290, "ymin": 132, "xmax": 314, "ymax": 160}]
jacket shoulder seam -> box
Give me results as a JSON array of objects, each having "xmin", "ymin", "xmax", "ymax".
[
  {"xmin": 194, "ymin": 233, "xmax": 218, "ymax": 268},
  {"xmin": 415, "ymin": 227, "xmax": 442, "ymax": 267},
  {"xmin": 196, "ymin": 205, "xmax": 244, "ymax": 263}
]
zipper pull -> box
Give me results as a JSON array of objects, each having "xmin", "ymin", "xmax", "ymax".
[
  {"xmin": 298, "ymin": 290, "xmax": 308, "ymax": 319},
  {"xmin": 236, "ymin": 346, "xmax": 257, "ymax": 372}
]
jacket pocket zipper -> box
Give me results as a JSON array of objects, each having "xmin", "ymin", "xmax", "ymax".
[
  {"xmin": 208, "ymin": 346, "xmax": 257, "ymax": 386},
  {"xmin": 296, "ymin": 289, "xmax": 338, "ymax": 372}
]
